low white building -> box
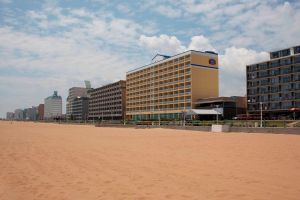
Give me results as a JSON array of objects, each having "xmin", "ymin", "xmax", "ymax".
[{"xmin": 44, "ymin": 91, "xmax": 62, "ymax": 119}]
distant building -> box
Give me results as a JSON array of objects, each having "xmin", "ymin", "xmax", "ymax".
[
  {"xmin": 66, "ymin": 87, "xmax": 88, "ymax": 120},
  {"xmin": 71, "ymin": 96, "xmax": 89, "ymax": 120},
  {"xmin": 247, "ymin": 45, "xmax": 300, "ymax": 119},
  {"xmin": 27, "ymin": 106, "xmax": 38, "ymax": 121},
  {"xmin": 44, "ymin": 91, "xmax": 62, "ymax": 119},
  {"xmin": 6, "ymin": 112, "xmax": 14, "ymax": 120},
  {"xmin": 194, "ymin": 96, "xmax": 247, "ymax": 120},
  {"xmin": 14, "ymin": 109, "xmax": 24, "ymax": 120},
  {"xmin": 88, "ymin": 80, "xmax": 126, "ymax": 120},
  {"xmin": 38, "ymin": 104, "xmax": 44, "ymax": 120}
]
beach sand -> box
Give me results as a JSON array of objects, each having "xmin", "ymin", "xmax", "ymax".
[{"xmin": 0, "ymin": 121, "xmax": 300, "ymax": 200}]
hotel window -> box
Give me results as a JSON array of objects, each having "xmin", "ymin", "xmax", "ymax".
[
  {"xmin": 270, "ymin": 60, "xmax": 279, "ymax": 68},
  {"xmin": 281, "ymin": 67, "xmax": 291, "ymax": 74},
  {"xmin": 271, "ymin": 51, "xmax": 279, "ymax": 59},
  {"xmin": 294, "ymin": 65, "xmax": 300, "ymax": 72},
  {"xmin": 271, "ymin": 77, "xmax": 279, "ymax": 84},
  {"xmin": 294, "ymin": 46, "xmax": 300, "ymax": 54},
  {"xmin": 281, "ymin": 49, "xmax": 290, "ymax": 57},
  {"xmin": 281, "ymin": 84, "xmax": 292, "ymax": 91},
  {"xmin": 258, "ymin": 63, "xmax": 268, "ymax": 70},
  {"xmin": 294, "ymin": 56, "xmax": 300, "ymax": 64},
  {"xmin": 270, "ymin": 94, "xmax": 280, "ymax": 101},
  {"xmin": 281, "ymin": 76, "xmax": 291, "ymax": 83},
  {"xmin": 260, "ymin": 79, "xmax": 269, "ymax": 86},
  {"xmin": 282, "ymin": 101, "xmax": 292, "ymax": 109},
  {"xmin": 259, "ymin": 70, "xmax": 268, "ymax": 78},
  {"xmin": 294, "ymin": 74, "xmax": 300, "ymax": 81},
  {"xmin": 270, "ymin": 102, "xmax": 280, "ymax": 109},
  {"xmin": 282, "ymin": 92, "xmax": 293, "ymax": 100},
  {"xmin": 280, "ymin": 58, "xmax": 291, "ymax": 66}
]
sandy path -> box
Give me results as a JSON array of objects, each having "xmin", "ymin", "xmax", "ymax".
[{"xmin": 0, "ymin": 121, "xmax": 300, "ymax": 200}]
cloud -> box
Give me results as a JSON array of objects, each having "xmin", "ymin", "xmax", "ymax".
[
  {"xmin": 219, "ymin": 47, "xmax": 269, "ymax": 96},
  {"xmin": 139, "ymin": 34, "xmax": 186, "ymax": 55},
  {"xmin": 155, "ymin": 5, "xmax": 182, "ymax": 18},
  {"xmin": 188, "ymin": 36, "xmax": 216, "ymax": 52}
]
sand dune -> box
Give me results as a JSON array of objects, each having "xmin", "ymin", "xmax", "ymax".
[{"xmin": 0, "ymin": 121, "xmax": 300, "ymax": 200}]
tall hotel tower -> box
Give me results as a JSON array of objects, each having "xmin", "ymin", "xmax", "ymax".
[{"xmin": 126, "ymin": 50, "xmax": 219, "ymax": 120}]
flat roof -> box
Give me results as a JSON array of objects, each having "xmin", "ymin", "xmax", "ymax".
[{"xmin": 127, "ymin": 50, "xmax": 218, "ymax": 75}]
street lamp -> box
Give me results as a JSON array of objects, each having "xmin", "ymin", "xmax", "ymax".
[
  {"xmin": 216, "ymin": 105, "xmax": 219, "ymax": 125},
  {"xmin": 260, "ymin": 102, "xmax": 263, "ymax": 128}
]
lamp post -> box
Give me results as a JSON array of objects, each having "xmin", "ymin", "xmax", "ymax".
[
  {"xmin": 216, "ymin": 105, "xmax": 219, "ymax": 125},
  {"xmin": 182, "ymin": 110, "xmax": 186, "ymax": 127},
  {"xmin": 260, "ymin": 102, "xmax": 263, "ymax": 128},
  {"xmin": 158, "ymin": 108, "xmax": 161, "ymax": 126}
]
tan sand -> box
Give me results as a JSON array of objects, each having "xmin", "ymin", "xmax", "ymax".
[{"xmin": 0, "ymin": 121, "xmax": 300, "ymax": 200}]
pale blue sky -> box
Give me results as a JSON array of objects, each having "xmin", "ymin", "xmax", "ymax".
[{"xmin": 1, "ymin": 0, "xmax": 300, "ymax": 117}]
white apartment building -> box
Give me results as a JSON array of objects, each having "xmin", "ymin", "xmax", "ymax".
[{"xmin": 44, "ymin": 91, "xmax": 62, "ymax": 119}]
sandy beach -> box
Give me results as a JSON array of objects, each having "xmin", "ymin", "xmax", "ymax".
[{"xmin": 0, "ymin": 121, "xmax": 300, "ymax": 200}]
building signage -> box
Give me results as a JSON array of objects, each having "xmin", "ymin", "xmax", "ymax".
[
  {"xmin": 209, "ymin": 58, "xmax": 216, "ymax": 65},
  {"xmin": 208, "ymin": 58, "xmax": 217, "ymax": 65}
]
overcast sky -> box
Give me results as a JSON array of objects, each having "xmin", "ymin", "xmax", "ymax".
[{"xmin": 1, "ymin": 0, "xmax": 300, "ymax": 117}]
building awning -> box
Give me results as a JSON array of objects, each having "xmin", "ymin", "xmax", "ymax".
[{"xmin": 186, "ymin": 108, "xmax": 223, "ymax": 115}]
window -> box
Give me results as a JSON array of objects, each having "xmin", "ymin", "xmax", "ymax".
[
  {"xmin": 294, "ymin": 65, "xmax": 300, "ymax": 72},
  {"xmin": 259, "ymin": 71, "xmax": 268, "ymax": 78},
  {"xmin": 271, "ymin": 51, "xmax": 279, "ymax": 59},
  {"xmin": 270, "ymin": 69, "xmax": 280, "ymax": 76},
  {"xmin": 294, "ymin": 56, "xmax": 300, "ymax": 64},
  {"xmin": 270, "ymin": 77, "xmax": 279, "ymax": 84},
  {"xmin": 294, "ymin": 46, "xmax": 300, "ymax": 54},
  {"xmin": 258, "ymin": 63, "xmax": 268, "ymax": 70},
  {"xmin": 280, "ymin": 58, "xmax": 291, "ymax": 66},
  {"xmin": 282, "ymin": 93, "xmax": 292, "ymax": 100},
  {"xmin": 282, "ymin": 101, "xmax": 292, "ymax": 109},
  {"xmin": 270, "ymin": 86, "xmax": 280, "ymax": 93},
  {"xmin": 281, "ymin": 67, "xmax": 291, "ymax": 74},
  {"xmin": 281, "ymin": 49, "xmax": 290, "ymax": 57},
  {"xmin": 270, "ymin": 61, "xmax": 279, "ymax": 68},
  {"xmin": 260, "ymin": 79, "xmax": 269, "ymax": 86},
  {"xmin": 281, "ymin": 76, "xmax": 291, "ymax": 83},
  {"xmin": 270, "ymin": 102, "xmax": 280, "ymax": 109},
  {"xmin": 294, "ymin": 74, "xmax": 300, "ymax": 81}
]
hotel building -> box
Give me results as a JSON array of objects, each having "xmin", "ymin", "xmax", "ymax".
[
  {"xmin": 88, "ymin": 80, "xmax": 126, "ymax": 120},
  {"xmin": 247, "ymin": 45, "xmax": 300, "ymax": 119},
  {"xmin": 126, "ymin": 50, "xmax": 219, "ymax": 120}
]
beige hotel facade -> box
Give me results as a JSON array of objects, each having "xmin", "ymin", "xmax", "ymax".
[{"xmin": 126, "ymin": 50, "xmax": 219, "ymax": 120}]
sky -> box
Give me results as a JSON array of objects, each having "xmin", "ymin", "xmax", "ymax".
[{"xmin": 0, "ymin": 0, "xmax": 300, "ymax": 117}]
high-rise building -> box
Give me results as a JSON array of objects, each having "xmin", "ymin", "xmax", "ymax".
[
  {"xmin": 22, "ymin": 106, "xmax": 38, "ymax": 121},
  {"xmin": 6, "ymin": 112, "xmax": 14, "ymax": 120},
  {"xmin": 66, "ymin": 87, "xmax": 88, "ymax": 119},
  {"xmin": 126, "ymin": 50, "xmax": 219, "ymax": 120},
  {"xmin": 247, "ymin": 45, "xmax": 300, "ymax": 119},
  {"xmin": 38, "ymin": 104, "xmax": 44, "ymax": 120},
  {"xmin": 44, "ymin": 91, "xmax": 62, "ymax": 119},
  {"xmin": 88, "ymin": 80, "xmax": 126, "ymax": 120},
  {"xmin": 14, "ymin": 109, "xmax": 24, "ymax": 120},
  {"xmin": 71, "ymin": 96, "xmax": 89, "ymax": 120}
]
